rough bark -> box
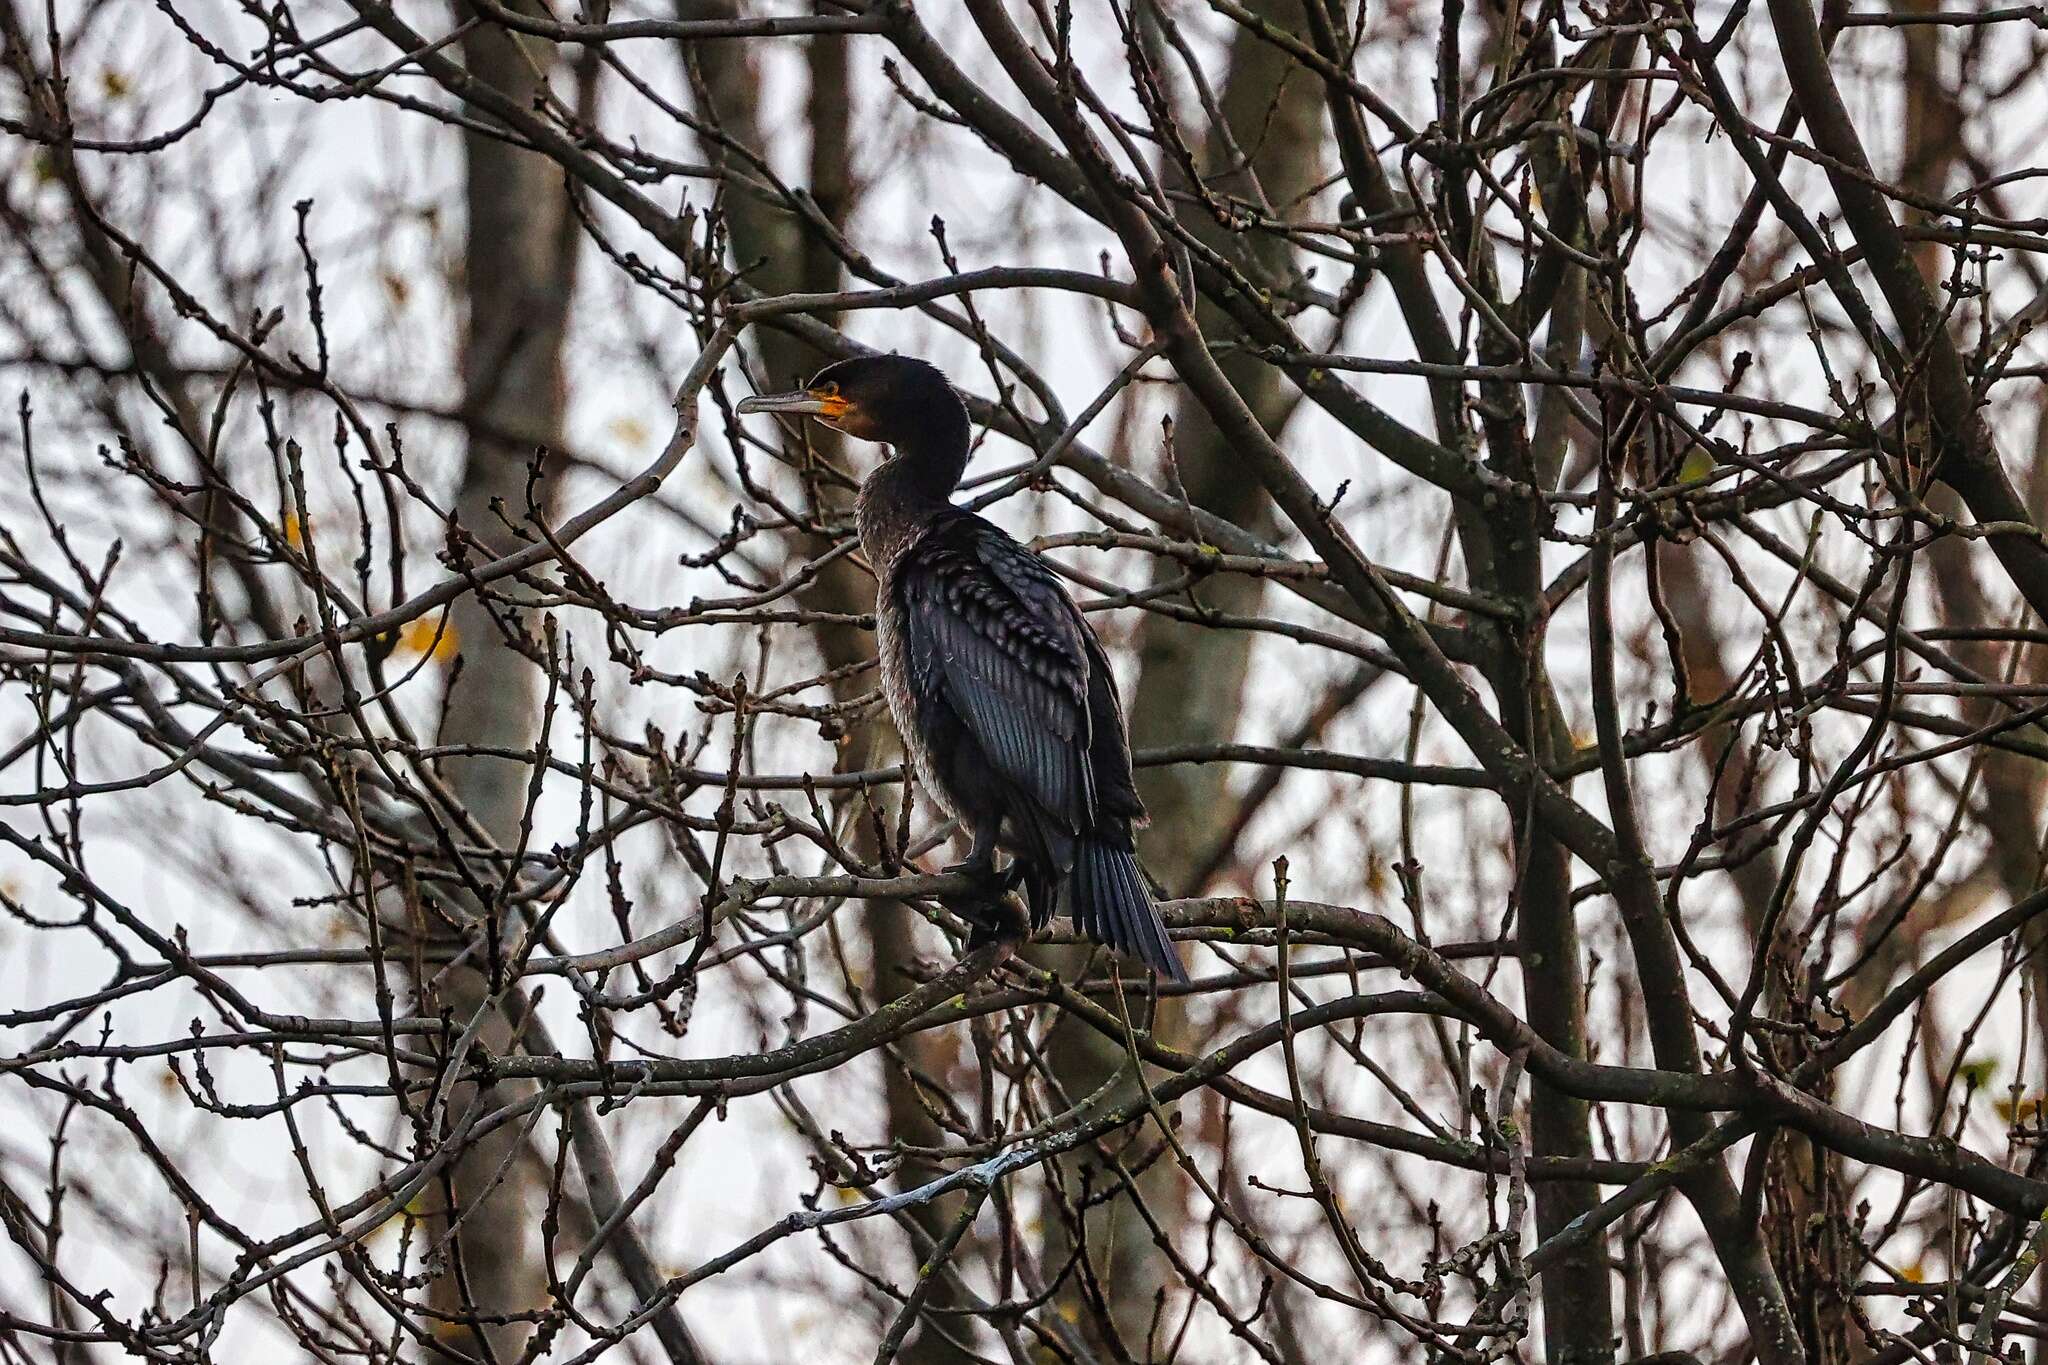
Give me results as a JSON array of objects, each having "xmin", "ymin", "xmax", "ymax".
[
  {"xmin": 1895, "ymin": 6, "xmax": 2048, "ymax": 1347},
  {"xmin": 1125, "ymin": 0, "xmax": 1315, "ymax": 895},
  {"xmin": 678, "ymin": 11, "xmax": 971, "ymax": 1362},
  {"xmin": 423, "ymin": 7, "xmax": 583, "ymax": 1354},
  {"xmin": 1036, "ymin": 4, "xmax": 1323, "ymax": 1352}
]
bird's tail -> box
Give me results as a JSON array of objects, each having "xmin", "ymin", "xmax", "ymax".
[{"xmin": 1068, "ymin": 836, "xmax": 1187, "ymax": 983}]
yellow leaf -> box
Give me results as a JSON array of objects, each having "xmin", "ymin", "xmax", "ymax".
[
  {"xmin": 395, "ymin": 617, "xmax": 459, "ymax": 662},
  {"xmin": 1364, "ymin": 848, "xmax": 1389, "ymax": 898},
  {"xmin": 608, "ymin": 415, "xmax": 652, "ymax": 449},
  {"xmin": 1995, "ymin": 1093, "xmax": 2043, "ymax": 1123},
  {"xmin": 1679, "ymin": 448, "xmax": 1717, "ymax": 483}
]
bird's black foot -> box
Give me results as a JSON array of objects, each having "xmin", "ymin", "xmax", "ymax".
[
  {"xmin": 940, "ymin": 852, "xmax": 998, "ymax": 883},
  {"xmin": 959, "ymin": 893, "xmax": 1028, "ymax": 950},
  {"xmin": 941, "ymin": 854, "xmax": 1026, "ymax": 895},
  {"xmin": 938, "ymin": 856, "xmax": 1028, "ymax": 950}
]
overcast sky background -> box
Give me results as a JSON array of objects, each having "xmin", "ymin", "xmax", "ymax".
[{"xmin": 4, "ymin": 2, "xmax": 2048, "ymax": 1359}]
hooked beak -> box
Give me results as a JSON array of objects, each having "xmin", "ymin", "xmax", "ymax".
[{"xmin": 736, "ymin": 388, "xmax": 847, "ymax": 419}]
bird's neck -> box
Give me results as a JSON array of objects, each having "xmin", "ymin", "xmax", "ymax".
[
  {"xmin": 856, "ymin": 430, "xmax": 968, "ymax": 574},
  {"xmin": 890, "ymin": 407, "xmax": 970, "ymax": 496}
]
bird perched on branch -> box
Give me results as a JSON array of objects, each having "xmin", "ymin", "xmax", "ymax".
[{"xmin": 739, "ymin": 355, "xmax": 1187, "ymax": 982}]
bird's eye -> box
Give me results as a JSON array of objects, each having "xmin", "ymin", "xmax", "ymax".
[{"xmin": 818, "ymin": 382, "xmax": 840, "ymax": 397}]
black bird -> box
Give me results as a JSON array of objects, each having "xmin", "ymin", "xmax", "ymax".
[{"xmin": 738, "ymin": 355, "xmax": 1187, "ymax": 982}]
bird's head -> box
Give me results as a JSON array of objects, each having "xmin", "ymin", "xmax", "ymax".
[{"xmin": 737, "ymin": 355, "xmax": 964, "ymax": 449}]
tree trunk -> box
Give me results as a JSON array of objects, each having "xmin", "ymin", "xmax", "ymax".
[
  {"xmin": 678, "ymin": 11, "xmax": 977, "ymax": 1361},
  {"xmin": 1036, "ymin": 3, "xmax": 1324, "ymax": 1353},
  {"xmin": 422, "ymin": 7, "xmax": 582, "ymax": 1354}
]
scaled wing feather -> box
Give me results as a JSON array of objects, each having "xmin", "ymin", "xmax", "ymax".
[{"xmin": 895, "ymin": 515, "xmax": 1097, "ymax": 836}]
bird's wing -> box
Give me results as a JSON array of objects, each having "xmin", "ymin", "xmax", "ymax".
[
  {"xmin": 894, "ymin": 512, "xmax": 1097, "ymax": 834},
  {"xmin": 1079, "ymin": 627, "xmax": 1147, "ymax": 825}
]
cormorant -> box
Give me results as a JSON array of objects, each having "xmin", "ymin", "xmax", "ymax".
[{"xmin": 738, "ymin": 355, "xmax": 1187, "ymax": 982}]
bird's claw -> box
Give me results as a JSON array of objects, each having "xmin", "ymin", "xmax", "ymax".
[
  {"xmin": 940, "ymin": 854, "xmax": 1009, "ymax": 888},
  {"xmin": 937, "ymin": 856, "xmax": 1027, "ymax": 949},
  {"xmin": 940, "ymin": 859, "xmax": 1026, "ymax": 913},
  {"xmin": 960, "ymin": 894, "xmax": 1028, "ymax": 950}
]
